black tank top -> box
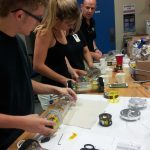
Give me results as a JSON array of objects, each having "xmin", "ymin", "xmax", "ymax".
[
  {"xmin": 41, "ymin": 41, "xmax": 71, "ymax": 87},
  {"xmin": 66, "ymin": 31, "xmax": 87, "ymax": 70}
]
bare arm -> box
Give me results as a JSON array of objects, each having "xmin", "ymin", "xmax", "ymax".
[
  {"xmin": 33, "ymin": 31, "xmax": 71, "ymax": 87},
  {"xmin": 65, "ymin": 57, "xmax": 87, "ymax": 78},
  {"xmin": 65, "ymin": 57, "xmax": 79, "ymax": 81},
  {"xmin": 32, "ymin": 79, "xmax": 77, "ymax": 102},
  {"xmin": 0, "ymin": 114, "xmax": 55, "ymax": 136},
  {"xmin": 0, "ymin": 80, "xmax": 77, "ymax": 133},
  {"xmin": 93, "ymin": 40, "xmax": 103, "ymax": 56},
  {"xmin": 83, "ymin": 45, "xmax": 93, "ymax": 68},
  {"xmin": 32, "ymin": 79, "xmax": 77, "ymax": 101},
  {"xmin": 90, "ymin": 51, "xmax": 101, "ymax": 61},
  {"xmin": 93, "ymin": 40, "xmax": 98, "ymax": 51}
]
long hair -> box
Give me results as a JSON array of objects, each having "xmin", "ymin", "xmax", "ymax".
[{"xmin": 35, "ymin": 0, "xmax": 81, "ymax": 34}]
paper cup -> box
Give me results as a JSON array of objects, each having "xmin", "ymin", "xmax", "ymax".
[
  {"xmin": 115, "ymin": 73, "xmax": 126, "ymax": 83},
  {"xmin": 106, "ymin": 68, "xmax": 113, "ymax": 78},
  {"xmin": 115, "ymin": 54, "xmax": 123, "ymax": 66}
]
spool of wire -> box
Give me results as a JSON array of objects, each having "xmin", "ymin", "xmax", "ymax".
[{"xmin": 99, "ymin": 113, "xmax": 112, "ymax": 127}]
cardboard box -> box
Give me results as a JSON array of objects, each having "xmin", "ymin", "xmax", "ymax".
[
  {"xmin": 135, "ymin": 60, "xmax": 150, "ymax": 80},
  {"xmin": 127, "ymin": 35, "xmax": 149, "ymax": 58}
]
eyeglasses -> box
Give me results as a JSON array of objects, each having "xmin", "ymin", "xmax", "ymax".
[{"xmin": 11, "ymin": 8, "xmax": 43, "ymax": 23}]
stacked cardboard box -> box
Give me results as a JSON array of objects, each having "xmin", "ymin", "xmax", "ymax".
[
  {"xmin": 127, "ymin": 35, "xmax": 150, "ymax": 81},
  {"xmin": 135, "ymin": 60, "xmax": 150, "ymax": 80}
]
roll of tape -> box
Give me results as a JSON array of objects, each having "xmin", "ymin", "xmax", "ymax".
[
  {"xmin": 104, "ymin": 91, "xmax": 119, "ymax": 99},
  {"xmin": 99, "ymin": 113, "xmax": 112, "ymax": 127}
]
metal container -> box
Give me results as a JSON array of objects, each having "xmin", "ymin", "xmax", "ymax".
[
  {"xmin": 128, "ymin": 98, "xmax": 147, "ymax": 109},
  {"xmin": 120, "ymin": 108, "xmax": 141, "ymax": 121}
]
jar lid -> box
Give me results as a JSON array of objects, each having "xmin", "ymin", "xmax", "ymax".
[
  {"xmin": 128, "ymin": 98, "xmax": 147, "ymax": 109},
  {"xmin": 120, "ymin": 108, "xmax": 141, "ymax": 121}
]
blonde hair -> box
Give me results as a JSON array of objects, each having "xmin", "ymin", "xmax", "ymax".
[{"xmin": 35, "ymin": 0, "xmax": 81, "ymax": 33}]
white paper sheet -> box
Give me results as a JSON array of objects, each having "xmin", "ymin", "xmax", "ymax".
[
  {"xmin": 63, "ymin": 94, "xmax": 108, "ymax": 129},
  {"xmin": 41, "ymin": 95, "xmax": 149, "ymax": 150}
]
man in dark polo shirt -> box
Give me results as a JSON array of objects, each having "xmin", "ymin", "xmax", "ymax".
[{"xmin": 80, "ymin": 0, "xmax": 102, "ymax": 62}]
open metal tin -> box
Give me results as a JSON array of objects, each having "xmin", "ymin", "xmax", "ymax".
[
  {"xmin": 120, "ymin": 108, "xmax": 141, "ymax": 121},
  {"xmin": 128, "ymin": 98, "xmax": 147, "ymax": 110},
  {"xmin": 99, "ymin": 113, "xmax": 112, "ymax": 127}
]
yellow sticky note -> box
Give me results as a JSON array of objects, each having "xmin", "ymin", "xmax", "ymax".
[{"xmin": 69, "ymin": 132, "xmax": 77, "ymax": 140}]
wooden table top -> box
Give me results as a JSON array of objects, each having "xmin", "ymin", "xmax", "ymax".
[
  {"xmin": 8, "ymin": 67, "xmax": 150, "ymax": 150},
  {"xmin": 106, "ymin": 68, "xmax": 150, "ymax": 98}
]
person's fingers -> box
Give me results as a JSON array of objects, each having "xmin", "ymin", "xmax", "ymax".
[
  {"xmin": 40, "ymin": 119, "xmax": 56, "ymax": 136},
  {"xmin": 41, "ymin": 126, "xmax": 56, "ymax": 136},
  {"xmin": 95, "ymin": 50, "xmax": 100, "ymax": 53},
  {"xmin": 79, "ymin": 70, "xmax": 87, "ymax": 75},
  {"xmin": 44, "ymin": 118, "xmax": 56, "ymax": 126},
  {"xmin": 71, "ymin": 79, "xmax": 76, "ymax": 84},
  {"xmin": 67, "ymin": 88, "xmax": 77, "ymax": 101}
]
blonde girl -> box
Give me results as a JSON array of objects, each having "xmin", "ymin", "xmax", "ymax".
[{"xmin": 33, "ymin": 0, "xmax": 81, "ymax": 110}]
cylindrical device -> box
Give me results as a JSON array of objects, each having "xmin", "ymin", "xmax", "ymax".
[
  {"xmin": 98, "ymin": 77, "xmax": 104, "ymax": 92},
  {"xmin": 67, "ymin": 80, "xmax": 73, "ymax": 89},
  {"xmin": 99, "ymin": 113, "xmax": 112, "ymax": 127}
]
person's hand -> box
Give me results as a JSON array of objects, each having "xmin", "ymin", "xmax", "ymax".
[
  {"xmin": 61, "ymin": 78, "xmax": 76, "ymax": 87},
  {"xmin": 71, "ymin": 71, "xmax": 79, "ymax": 81},
  {"xmin": 95, "ymin": 49, "xmax": 103, "ymax": 57},
  {"xmin": 21, "ymin": 114, "xmax": 56, "ymax": 136},
  {"xmin": 74, "ymin": 69, "xmax": 87, "ymax": 76},
  {"xmin": 55, "ymin": 87, "xmax": 77, "ymax": 102},
  {"xmin": 92, "ymin": 52, "xmax": 102, "ymax": 61}
]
